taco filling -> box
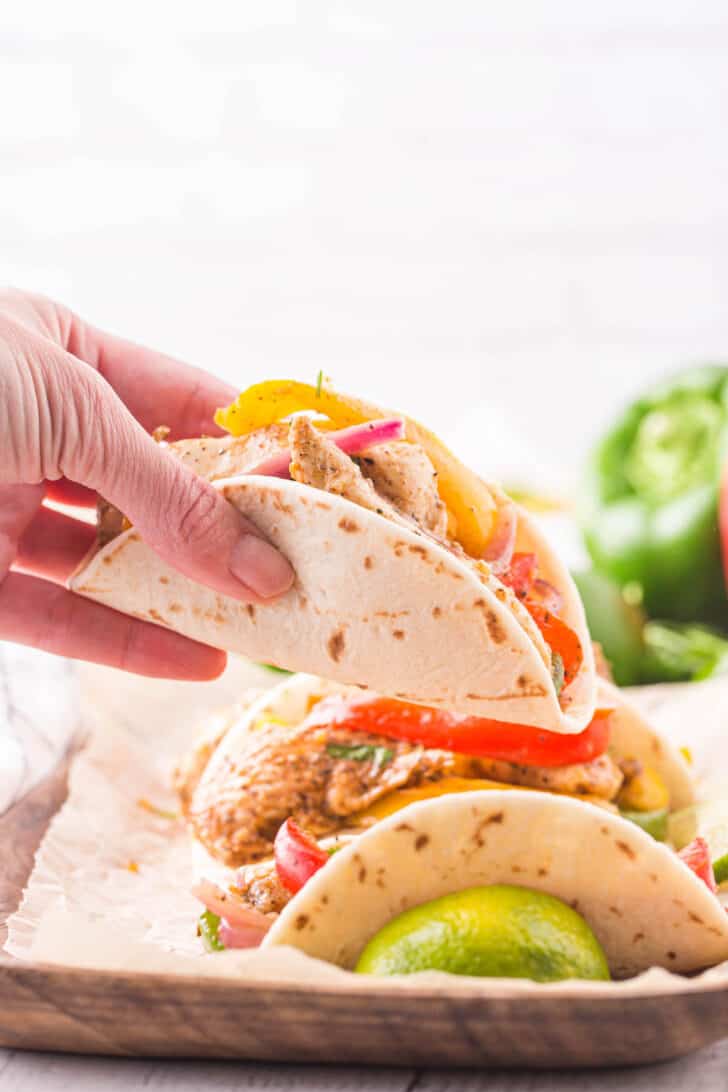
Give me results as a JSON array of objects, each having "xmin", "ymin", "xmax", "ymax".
[
  {"xmin": 98, "ymin": 380, "xmax": 585, "ymax": 709},
  {"xmin": 177, "ymin": 676, "xmax": 684, "ymax": 928}
]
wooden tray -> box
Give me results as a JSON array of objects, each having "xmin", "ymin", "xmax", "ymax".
[{"xmin": 2, "ymin": 756, "xmax": 728, "ymax": 1069}]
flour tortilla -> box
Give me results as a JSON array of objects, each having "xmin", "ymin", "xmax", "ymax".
[
  {"xmin": 264, "ymin": 790, "xmax": 728, "ymax": 978},
  {"xmin": 70, "ymin": 468, "xmax": 595, "ymax": 732},
  {"xmin": 599, "ymin": 678, "xmax": 695, "ymax": 811}
]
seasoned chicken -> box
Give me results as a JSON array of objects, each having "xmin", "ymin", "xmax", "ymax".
[
  {"xmin": 357, "ymin": 441, "xmax": 448, "ymax": 537},
  {"xmin": 289, "ymin": 416, "xmax": 405, "ymax": 522},
  {"xmin": 233, "ymin": 858, "xmax": 291, "ymax": 915},
  {"xmin": 463, "ymin": 753, "xmax": 624, "ymax": 799},
  {"xmin": 186, "ymin": 717, "xmax": 450, "ymax": 866}
]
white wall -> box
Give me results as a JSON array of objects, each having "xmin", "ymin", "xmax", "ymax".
[{"xmin": 3, "ymin": 2, "xmax": 728, "ymax": 485}]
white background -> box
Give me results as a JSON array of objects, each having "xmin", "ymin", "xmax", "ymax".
[{"xmin": 2, "ymin": 1, "xmax": 728, "ymax": 489}]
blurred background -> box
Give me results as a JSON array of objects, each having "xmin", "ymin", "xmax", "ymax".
[{"xmin": 3, "ymin": 2, "xmax": 728, "ymax": 495}]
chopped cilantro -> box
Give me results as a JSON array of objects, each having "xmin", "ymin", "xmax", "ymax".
[
  {"xmin": 551, "ymin": 652, "xmax": 565, "ymax": 697},
  {"xmin": 257, "ymin": 663, "xmax": 293, "ymax": 676},
  {"xmin": 198, "ymin": 910, "xmax": 225, "ymax": 952},
  {"xmin": 327, "ymin": 844, "xmax": 343, "ymax": 857},
  {"xmin": 315, "ymin": 369, "xmax": 324, "ymax": 398},
  {"xmin": 326, "ymin": 742, "xmax": 394, "ymax": 771}
]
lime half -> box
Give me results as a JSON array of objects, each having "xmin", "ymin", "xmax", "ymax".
[
  {"xmin": 355, "ymin": 885, "xmax": 610, "ymax": 983},
  {"xmin": 668, "ymin": 802, "xmax": 728, "ymax": 886}
]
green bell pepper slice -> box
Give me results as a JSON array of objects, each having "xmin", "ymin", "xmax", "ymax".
[{"xmin": 581, "ymin": 365, "xmax": 728, "ymax": 624}]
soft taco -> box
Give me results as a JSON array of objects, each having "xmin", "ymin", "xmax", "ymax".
[
  {"xmin": 264, "ymin": 791, "xmax": 728, "ymax": 979},
  {"xmin": 70, "ymin": 380, "xmax": 596, "ymax": 733},
  {"xmin": 176, "ymin": 672, "xmax": 723, "ymax": 976}
]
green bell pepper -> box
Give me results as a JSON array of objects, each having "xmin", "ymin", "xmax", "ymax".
[
  {"xmin": 581, "ymin": 365, "xmax": 728, "ymax": 624},
  {"xmin": 572, "ymin": 568, "xmax": 645, "ymax": 686}
]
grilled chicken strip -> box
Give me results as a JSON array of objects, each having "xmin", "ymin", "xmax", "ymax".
[
  {"xmin": 179, "ymin": 708, "xmax": 624, "ymax": 867},
  {"xmin": 183, "ymin": 718, "xmax": 451, "ymax": 866},
  {"xmin": 357, "ymin": 442, "xmax": 448, "ymax": 537}
]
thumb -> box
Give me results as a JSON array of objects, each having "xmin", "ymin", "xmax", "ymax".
[{"xmin": 42, "ymin": 344, "xmax": 293, "ymax": 602}]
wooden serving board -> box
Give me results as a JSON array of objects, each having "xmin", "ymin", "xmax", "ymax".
[{"xmin": 1, "ymin": 754, "xmax": 728, "ymax": 1068}]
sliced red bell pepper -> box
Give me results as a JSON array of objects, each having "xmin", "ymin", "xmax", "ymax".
[
  {"xmin": 274, "ymin": 818, "xmax": 329, "ymax": 894},
  {"xmin": 303, "ymin": 696, "xmax": 612, "ymax": 769},
  {"xmin": 678, "ymin": 836, "xmax": 718, "ymax": 893},
  {"xmin": 525, "ymin": 603, "xmax": 584, "ymax": 688},
  {"xmin": 720, "ymin": 465, "xmax": 728, "ymax": 594},
  {"xmin": 501, "ymin": 553, "xmax": 583, "ymax": 688}
]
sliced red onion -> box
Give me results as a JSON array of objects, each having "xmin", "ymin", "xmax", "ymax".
[
  {"xmin": 192, "ymin": 879, "xmax": 272, "ymax": 934},
  {"xmin": 246, "ymin": 417, "xmax": 406, "ymax": 478},
  {"xmin": 218, "ymin": 917, "xmax": 270, "ymax": 948},
  {"xmin": 482, "ymin": 501, "xmax": 517, "ymax": 574},
  {"xmin": 530, "ymin": 577, "xmax": 563, "ymax": 614}
]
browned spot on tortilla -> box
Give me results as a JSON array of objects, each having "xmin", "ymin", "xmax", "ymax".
[
  {"xmin": 511, "ymin": 865, "xmax": 522, "ymax": 874},
  {"xmin": 632, "ymin": 932, "xmax": 645, "ymax": 944},
  {"xmin": 102, "ymin": 555, "xmax": 113, "ymax": 565},
  {"xmin": 432, "ymin": 606, "xmax": 442, "ymax": 618},
  {"xmin": 570, "ymin": 898, "xmax": 580, "ymax": 911},
  {"xmin": 148, "ymin": 609, "xmax": 163, "ymax": 622},
  {"xmin": 616, "ymin": 840, "xmax": 636, "ymax": 860},
  {"xmin": 609, "ymin": 906, "xmax": 622, "ymax": 917},
  {"xmin": 494, "ymin": 587, "xmax": 507, "ymax": 602},
  {"xmin": 408, "ymin": 544, "xmax": 428, "ymax": 558},
  {"xmin": 315, "ymin": 501, "xmax": 331, "ymax": 511},
  {"xmin": 472, "ymin": 811, "xmax": 504, "ymax": 847},
  {"xmin": 159, "ymin": 575, "xmax": 169, "ymax": 584},
  {"xmin": 600, "ymin": 826, "xmax": 609, "ymax": 835},
  {"xmin": 338, "ymin": 517, "xmax": 360, "ymax": 533},
  {"xmin": 435, "ymin": 562, "xmax": 445, "ymax": 575},
  {"xmin": 358, "ymin": 865, "xmax": 367, "ymax": 883},
  {"xmin": 327, "ymin": 630, "xmax": 346, "ymax": 662},
  {"xmin": 538, "ymin": 867, "xmax": 548, "ymax": 877},
  {"xmin": 650, "ymin": 872, "xmax": 659, "ymax": 883},
  {"xmin": 485, "ymin": 610, "xmax": 506, "ymax": 644},
  {"xmin": 214, "ymin": 612, "xmax": 225, "ymax": 624},
  {"xmin": 652, "ymin": 739, "xmax": 662, "ymax": 755},
  {"xmin": 272, "ymin": 495, "xmax": 293, "ymax": 515},
  {"xmin": 667, "ymin": 951, "xmax": 676, "ymax": 960},
  {"xmin": 246, "ymin": 604, "xmax": 256, "ymax": 620},
  {"xmin": 451, "ymin": 571, "xmax": 464, "ymax": 580},
  {"xmin": 168, "ymin": 603, "xmax": 182, "ymax": 614},
  {"xmin": 688, "ymin": 912, "xmax": 704, "ymax": 925},
  {"xmin": 294, "ymin": 914, "xmax": 309, "ymax": 931},
  {"xmin": 466, "ymin": 693, "xmax": 489, "ymax": 701},
  {"xmin": 395, "ymin": 823, "xmax": 414, "ymax": 833},
  {"xmin": 321, "ymin": 895, "xmax": 329, "ymax": 906},
  {"xmin": 415, "ymin": 834, "xmax": 429, "ymax": 851},
  {"xmin": 393, "ymin": 630, "xmax": 405, "ymax": 640},
  {"xmin": 364, "ymin": 556, "xmax": 374, "ymax": 570}
]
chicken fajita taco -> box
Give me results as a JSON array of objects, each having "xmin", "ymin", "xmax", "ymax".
[
  {"xmin": 70, "ymin": 380, "xmax": 596, "ymax": 732},
  {"xmin": 174, "ymin": 672, "xmax": 728, "ymax": 978}
]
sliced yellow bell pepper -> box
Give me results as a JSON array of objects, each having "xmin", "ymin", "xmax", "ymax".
[
  {"xmin": 617, "ymin": 766, "xmax": 670, "ymax": 812},
  {"xmin": 215, "ymin": 380, "xmax": 497, "ymax": 556},
  {"xmin": 352, "ymin": 776, "xmax": 520, "ymax": 823}
]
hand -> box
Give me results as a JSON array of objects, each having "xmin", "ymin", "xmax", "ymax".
[{"xmin": 0, "ymin": 289, "xmax": 294, "ymax": 680}]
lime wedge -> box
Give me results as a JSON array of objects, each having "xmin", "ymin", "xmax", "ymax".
[{"xmin": 668, "ymin": 802, "xmax": 728, "ymax": 886}]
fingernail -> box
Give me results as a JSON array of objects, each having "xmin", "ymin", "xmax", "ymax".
[{"xmin": 229, "ymin": 535, "xmax": 294, "ymax": 598}]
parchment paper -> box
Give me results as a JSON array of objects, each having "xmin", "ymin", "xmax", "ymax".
[{"xmin": 5, "ymin": 658, "xmax": 728, "ymax": 997}]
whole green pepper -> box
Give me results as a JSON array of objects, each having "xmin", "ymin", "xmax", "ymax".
[{"xmin": 581, "ymin": 366, "xmax": 728, "ymax": 624}]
